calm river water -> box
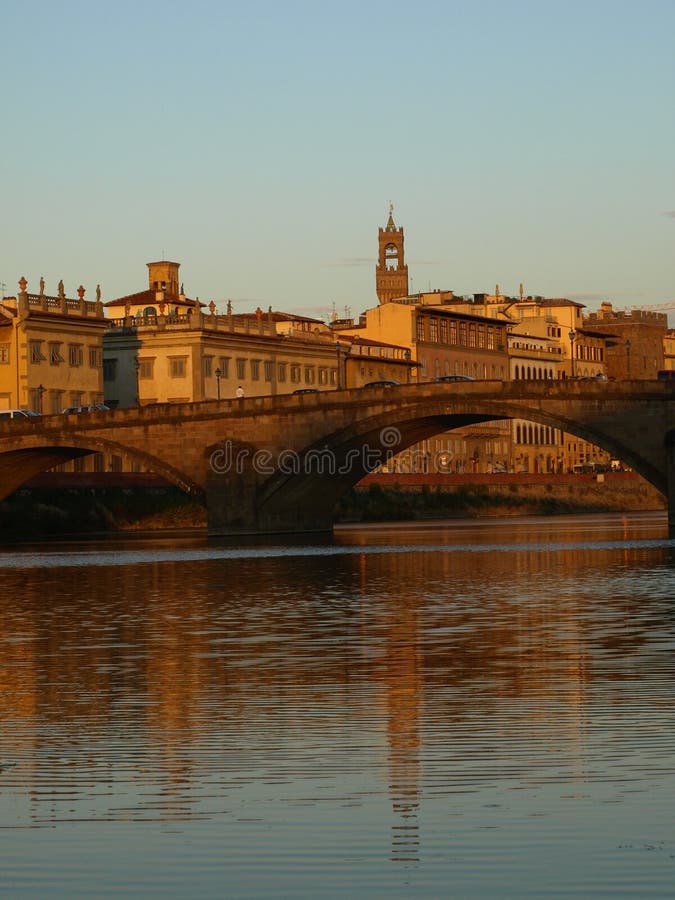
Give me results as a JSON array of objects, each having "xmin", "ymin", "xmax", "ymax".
[{"xmin": 1, "ymin": 511, "xmax": 674, "ymax": 898}]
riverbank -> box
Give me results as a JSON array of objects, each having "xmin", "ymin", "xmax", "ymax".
[
  {"xmin": 338, "ymin": 471, "xmax": 665, "ymax": 522},
  {"xmin": 0, "ymin": 471, "xmax": 665, "ymax": 538}
]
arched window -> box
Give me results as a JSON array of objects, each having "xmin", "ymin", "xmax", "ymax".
[{"xmin": 143, "ymin": 306, "xmax": 157, "ymax": 318}]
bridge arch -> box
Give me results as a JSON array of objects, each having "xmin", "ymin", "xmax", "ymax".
[
  {"xmin": 209, "ymin": 394, "xmax": 670, "ymax": 534},
  {"xmin": 0, "ymin": 434, "xmax": 204, "ymax": 503}
]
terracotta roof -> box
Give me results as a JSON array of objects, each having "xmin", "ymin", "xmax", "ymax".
[
  {"xmin": 539, "ymin": 298, "xmax": 586, "ymax": 309},
  {"xmin": 104, "ymin": 289, "xmax": 204, "ymax": 309},
  {"xmin": 343, "ymin": 334, "xmax": 408, "ymax": 351}
]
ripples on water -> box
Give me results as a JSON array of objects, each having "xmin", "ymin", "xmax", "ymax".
[{"xmin": 0, "ymin": 511, "xmax": 674, "ymax": 897}]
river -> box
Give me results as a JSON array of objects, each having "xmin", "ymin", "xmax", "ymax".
[{"xmin": 0, "ymin": 511, "xmax": 674, "ymax": 897}]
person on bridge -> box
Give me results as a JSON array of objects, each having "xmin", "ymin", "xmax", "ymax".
[{"xmin": 236, "ymin": 385, "xmax": 245, "ymax": 399}]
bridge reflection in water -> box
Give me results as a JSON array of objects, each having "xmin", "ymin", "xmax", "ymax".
[
  {"xmin": 0, "ymin": 514, "xmax": 674, "ymax": 894},
  {"xmin": 0, "ymin": 380, "xmax": 674, "ymax": 535}
]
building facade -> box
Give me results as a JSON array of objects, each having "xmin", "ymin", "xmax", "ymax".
[{"xmin": 0, "ymin": 277, "xmax": 107, "ymax": 413}]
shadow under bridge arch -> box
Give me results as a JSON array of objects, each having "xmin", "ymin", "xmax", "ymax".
[
  {"xmin": 0, "ymin": 435, "xmax": 205, "ymax": 503},
  {"xmin": 256, "ymin": 411, "xmax": 497, "ymax": 528}
]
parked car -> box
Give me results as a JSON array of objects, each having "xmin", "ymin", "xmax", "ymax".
[
  {"xmin": 434, "ymin": 375, "xmax": 476, "ymax": 382},
  {"xmin": 0, "ymin": 409, "xmax": 41, "ymax": 419},
  {"xmin": 362, "ymin": 380, "xmax": 401, "ymax": 389},
  {"xmin": 62, "ymin": 405, "xmax": 110, "ymax": 414},
  {"xmin": 292, "ymin": 388, "xmax": 320, "ymax": 395}
]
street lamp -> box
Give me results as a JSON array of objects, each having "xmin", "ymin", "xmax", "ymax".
[
  {"xmin": 404, "ymin": 348, "xmax": 411, "ymax": 383},
  {"xmin": 133, "ymin": 356, "xmax": 140, "ymax": 407},
  {"xmin": 625, "ymin": 339, "xmax": 631, "ymax": 378},
  {"xmin": 335, "ymin": 341, "xmax": 348, "ymax": 390},
  {"xmin": 36, "ymin": 383, "xmax": 46, "ymax": 414},
  {"xmin": 215, "ymin": 366, "xmax": 222, "ymax": 400},
  {"xmin": 568, "ymin": 330, "xmax": 576, "ymax": 379}
]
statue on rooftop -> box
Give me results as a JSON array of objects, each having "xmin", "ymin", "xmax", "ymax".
[{"xmin": 58, "ymin": 279, "xmax": 65, "ymax": 299}]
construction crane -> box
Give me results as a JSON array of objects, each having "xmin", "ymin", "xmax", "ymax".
[{"xmin": 629, "ymin": 301, "xmax": 675, "ymax": 312}]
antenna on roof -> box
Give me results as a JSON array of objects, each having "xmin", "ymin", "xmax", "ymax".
[{"xmin": 0, "ymin": 282, "xmax": 6, "ymax": 298}]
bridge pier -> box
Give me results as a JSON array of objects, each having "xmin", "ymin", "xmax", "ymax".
[
  {"xmin": 667, "ymin": 435, "xmax": 675, "ymax": 538},
  {"xmin": 206, "ymin": 474, "xmax": 334, "ymax": 537}
]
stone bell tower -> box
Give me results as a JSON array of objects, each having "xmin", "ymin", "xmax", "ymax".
[
  {"xmin": 147, "ymin": 260, "xmax": 181, "ymax": 296},
  {"xmin": 376, "ymin": 204, "xmax": 409, "ymax": 304}
]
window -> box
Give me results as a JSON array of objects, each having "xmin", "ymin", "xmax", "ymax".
[
  {"xmin": 203, "ymin": 356, "xmax": 213, "ymax": 378},
  {"xmin": 487, "ymin": 327, "xmax": 494, "ymax": 350},
  {"xmin": 236, "ymin": 358, "xmax": 246, "ymax": 379},
  {"xmin": 143, "ymin": 307, "xmax": 157, "ymax": 318},
  {"xmin": 264, "ymin": 361, "xmax": 274, "ymax": 381},
  {"xmin": 219, "ymin": 357, "xmax": 231, "ymax": 378},
  {"xmin": 138, "ymin": 359, "xmax": 154, "ymax": 379},
  {"xmin": 459, "ymin": 322, "xmax": 467, "ymax": 346},
  {"xmin": 30, "ymin": 340, "xmax": 46, "ymax": 364},
  {"xmin": 50, "ymin": 391, "xmax": 64, "ymax": 415},
  {"xmin": 49, "ymin": 342, "xmax": 64, "ymax": 365},
  {"xmin": 449, "ymin": 321, "xmax": 458, "ymax": 344},
  {"xmin": 278, "ymin": 363, "xmax": 287, "ymax": 382},
  {"xmin": 0, "ymin": 346, "xmax": 9, "ymax": 364},
  {"xmin": 290, "ymin": 364, "xmax": 301, "ymax": 383},
  {"xmin": 169, "ymin": 357, "xmax": 187, "ymax": 378},
  {"xmin": 429, "ymin": 318, "xmax": 439, "ymax": 342},
  {"xmin": 440, "ymin": 320, "xmax": 448, "ymax": 344},
  {"xmin": 468, "ymin": 325, "xmax": 477, "ymax": 348},
  {"xmin": 318, "ymin": 367, "xmax": 328, "ymax": 384},
  {"xmin": 68, "ymin": 344, "xmax": 83, "ymax": 367},
  {"xmin": 250, "ymin": 359, "xmax": 260, "ymax": 381},
  {"xmin": 477, "ymin": 325, "xmax": 485, "ymax": 348},
  {"xmin": 103, "ymin": 359, "xmax": 117, "ymax": 381},
  {"xmin": 88, "ymin": 347, "xmax": 101, "ymax": 368},
  {"xmin": 416, "ymin": 318, "xmax": 425, "ymax": 341},
  {"xmin": 305, "ymin": 366, "xmax": 315, "ymax": 384}
]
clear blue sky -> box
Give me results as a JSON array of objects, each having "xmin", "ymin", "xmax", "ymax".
[{"xmin": 3, "ymin": 0, "xmax": 674, "ymax": 321}]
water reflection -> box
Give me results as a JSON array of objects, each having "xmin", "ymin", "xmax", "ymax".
[{"xmin": 0, "ymin": 512, "xmax": 674, "ymax": 896}]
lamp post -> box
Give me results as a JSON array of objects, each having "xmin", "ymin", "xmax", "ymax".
[
  {"xmin": 36, "ymin": 383, "xmax": 46, "ymax": 414},
  {"xmin": 133, "ymin": 356, "xmax": 140, "ymax": 407},
  {"xmin": 335, "ymin": 341, "xmax": 348, "ymax": 390},
  {"xmin": 215, "ymin": 366, "xmax": 222, "ymax": 400},
  {"xmin": 404, "ymin": 348, "xmax": 411, "ymax": 383},
  {"xmin": 568, "ymin": 330, "xmax": 576, "ymax": 379},
  {"xmin": 625, "ymin": 339, "xmax": 631, "ymax": 378}
]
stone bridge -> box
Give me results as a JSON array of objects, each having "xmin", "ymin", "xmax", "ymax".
[{"xmin": 1, "ymin": 381, "xmax": 674, "ymax": 535}]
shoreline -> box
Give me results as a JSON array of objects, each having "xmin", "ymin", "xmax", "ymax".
[{"xmin": 0, "ymin": 472, "xmax": 665, "ymax": 540}]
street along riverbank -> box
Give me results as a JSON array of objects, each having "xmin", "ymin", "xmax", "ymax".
[{"xmin": 0, "ymin": 471, "xmax": 665, "ymax": 539}]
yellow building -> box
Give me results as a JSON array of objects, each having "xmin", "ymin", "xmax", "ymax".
[
  {"xmin": 664, "ymin": 329, "xmax": 675, "ymax": 372},
  {"xmin": 103, "ymin": 261, "xmax": 413, "ymax": 406},
  {"xmin": 0, "ymin": 276, "xmax": 107, "ymax": 413}
]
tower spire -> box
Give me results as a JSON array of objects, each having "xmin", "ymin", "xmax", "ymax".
[{"xmin": 376, "ymin": 205, "xmax": 409, "ymax": 304}]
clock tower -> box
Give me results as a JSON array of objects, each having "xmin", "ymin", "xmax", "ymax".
[{"xmin": 376, "ymin": 204, "xmax": 409, "ymax": 304}]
